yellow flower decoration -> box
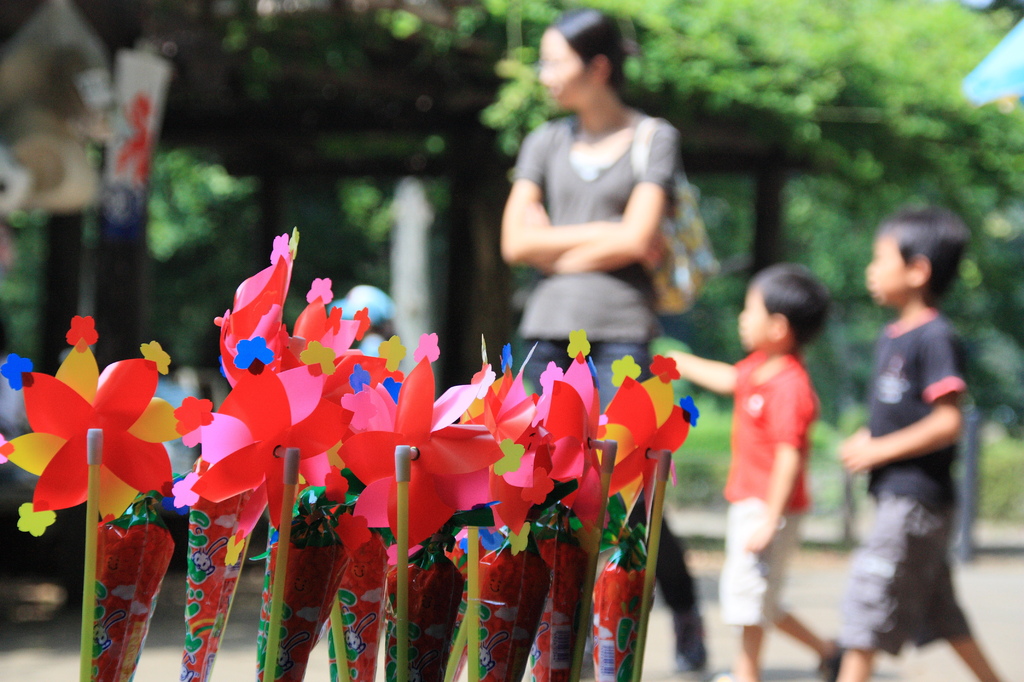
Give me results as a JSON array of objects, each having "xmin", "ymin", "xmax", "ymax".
[
  {"xmin": 611, "ymin": 355, "xmax": 642, "ymax": 387},
  {"xmin": 289, "ymin": 227, "xmax": 300, "ymax": 258},
  {"xmin": 567, "ymin": 329, "xmax": 591, "ymax": 358},
  {"xmin": 18, "ymin": 503, "xmax": 56, "ymax": 537},
  {"xmin": 300, "ymin": 340, "xmax": 337, "ymax": 375},
  {"xmin": 494, "ymin": 438, "xmax": 525, "ymax": 476},
  {"xmin": 141, "ymin": 341, "xmax": 172, "ymax": 375},
  {"xmin": 509, "ymin": 522, "xmax": 530, "ymax": 555},
  {"xmin": 378, "ymin": 335, "xmax": 407, "ymax": 372},
  {"xmin": 225, "ymin": 533, "xmax": 246, "ymax": 566}
]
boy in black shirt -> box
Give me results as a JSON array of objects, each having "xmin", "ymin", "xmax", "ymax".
[{"xmin": 836, "ymin": 207, "xmax": 1004, "ymax": 682}]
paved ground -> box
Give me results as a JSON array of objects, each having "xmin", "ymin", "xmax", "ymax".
[{"xmin": 1, "ymin": 512, "xmax": 1021, "ymax": 681}]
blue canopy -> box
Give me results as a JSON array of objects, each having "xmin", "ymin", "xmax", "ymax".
[{"xmin": 963, "ymin": 20, "xmax": 1024, "ymax": 105}]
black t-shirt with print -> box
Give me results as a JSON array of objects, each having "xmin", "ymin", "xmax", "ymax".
[{"xmin": 868, "ymin": 314, "xmax": 965, "ymax": 507}]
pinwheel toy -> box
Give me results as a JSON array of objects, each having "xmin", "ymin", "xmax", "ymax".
[
  {"xmin": 2, "ymin": 316, "xmax": 179, "ymax": 521},
  {"xmin": 340, "ymin": 351, "xmax": 503, "ymax": 552},
  {"xmin": 216, "ymin": 232, "xmax": 296, "ymax": 387}
]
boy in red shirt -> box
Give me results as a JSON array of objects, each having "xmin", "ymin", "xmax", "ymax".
[{"xmin": 670, "ymin": 263, "xmax": 839, "ymax": 682}]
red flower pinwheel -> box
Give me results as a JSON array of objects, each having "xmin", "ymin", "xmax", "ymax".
[
  {"xmin": 464, "ymin": 360, "xmax": 555, "ymax": 536},
  {"xmin": 183, "ymin": 365, "xmax": 347, "ymax": 535},
  {"xmin": 602, "ymin": 372, "xmax": 690, "ymax": 513},
  {"xmin": 4, "ymin": 321, "xmax": 179, "ymax": 520},
  {"xmin": 340, "ymin": 357, "xmax": 503, "ymax": 549},
  {"xmin": 533, "ymin": 354, "xmax": 605, "ymax": 528},
  {"xmin": 216, "ymin": 233, "xmax": 295, "ymax": 386}
]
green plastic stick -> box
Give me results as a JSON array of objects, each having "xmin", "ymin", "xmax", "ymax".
[
  {"xmin": 80, "ymin": 429, "xmax": 103, "ymax": 682},
  {"xmin": 330, "ymin": 598, "xmax": 352, "ymax": 682},
  {"xmin": 263, "ymin": 448, "xmax": 300, "ymax": 682},
  {"xmin": 632, "ymin": 449, "xmax": 672, "ymax": 682},
  {"xmin": 467, "ymin": 526, "xmax": 481, "ymax": 682},
  {"xmin": 568, "ymin": 439, "xmax": 617, "ymax": 682}
]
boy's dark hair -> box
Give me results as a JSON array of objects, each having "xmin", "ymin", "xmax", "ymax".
[
  {"xmin": 877, "ymin": 206, "xmax": 969, "ymax": 299},
  {"xmin": 553, "ymin": 8, "xmax": 628, "ymax": 90},
  {"xmin": 751, "ymin": 263, "xmax": 831, "ymax": 347}
]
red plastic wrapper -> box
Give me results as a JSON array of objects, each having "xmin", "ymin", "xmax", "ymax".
[
  {"xmin": 328, "ymin": 531, "xmax": 388, "ymax": 682},
  {"xmin": 256, "ymin": 501, "xmax": 350, "ymax": 682},
  {"xmin": 92, "ymin": 496, "xmax": 175, "ymax": 682},
  {"xmin": 385, "ymin": 540, "xmax": 464, "ymax": 682},
  {"xmin": 463, "ymin": 540, "xmax": 551, "ymax": 682},
  {"xmin": 530, "ymin": 517, "xmax": 588, "ymax": 682},
  {"xmin": 181, "ymin": 491, "xmax": 252, "ymax": 681},
  {"xmin": 591, "ymin": 524, "xmax": 647, "ymax": 682}
]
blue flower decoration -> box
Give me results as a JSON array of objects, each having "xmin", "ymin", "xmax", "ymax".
[
  {"xmin": 680, "ymin": 395, "xmax": 700, "ymax": 427},
  {"xmin": 349, "ymin": 363, "xmax": 371, "ymax": 393},
  {"xmin": 587, "ymin": 356, "xmax": 599, "ymax": 388},
  {"xmin": 161, "ymin": 493, "xmax": 189, "ymax": 516},
  {"xmin": 479, "ymin": 527, "xmax": 504, "ymax": 550},
  {"xmin": 234, "ymin": 337, "xmax": 274, "ymax": 370},
  {"xmin": 383, "ymin": 377, "xmax": 402, "ymax": 403},
  {"xmin": 1, "ymin": 354, "xmax": 33, "ymax": 391},
  {"xmin": 218, "ymin": 355, "xmax": 227, "ymax": 378},
  {"xmin": 501, "ymin": 344, "xmax": 513, "ymax": 373}
]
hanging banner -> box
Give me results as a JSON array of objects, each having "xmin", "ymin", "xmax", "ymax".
[{"xmin": 100, "ymin": 49, "xmax": 172, "ymax": 241}]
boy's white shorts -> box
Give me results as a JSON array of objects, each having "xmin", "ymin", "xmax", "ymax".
[{"xmin": 719, "ymin": 497, "xmax": 803, "ymax": 626}]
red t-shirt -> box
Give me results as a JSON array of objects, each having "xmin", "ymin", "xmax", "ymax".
[{"xmin": 724, "ymin": 351, "xmax": 818, "ymax": 514}]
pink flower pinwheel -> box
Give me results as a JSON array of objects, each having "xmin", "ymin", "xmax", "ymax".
[
  {"xmin": 216, "ymin": 233, "xmax": 295, "ymax": 386},
  {"xmin": 4, "ymin": 321, "xmax": 179, "ymax": 520},
  {"xmin": 601, "ymin": 372, "xmax": 690, "ymax": 514},
  {"xmin": 340, "ymin": 357, "xmax": 503, "ymax": 549},
  {"xmin": 184, "ymin": 364, "xmax": 347, "ymax": 535}
]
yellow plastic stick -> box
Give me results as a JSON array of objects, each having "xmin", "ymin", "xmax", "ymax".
[
  {"xmin": 330, "ymin": 598, "xmax": 352, "ymax": 682},
  {"xmin": 631, "ymin": 449, "xmax": 672, "ymax": 682},
  {"xmin": 466, "ymin": 526, "xmax": 481, "ymax": 682},
  {"xmin": 568, "ymin": 439, "xmax": 618, "ymax": 682},
  {"xmin": 394, "ymin": 445, "xmax": 416, "ymax": 682},
  {"xmin": 80, "ymin": 429, "xmax": 103, "ymax": 682},
  {"xmin": 443, "ymin": 619, "xmax": 467, "ymax": 682},
  {"xmin": 263, "ymin": 448, "xmax": 301, "ymax": 682}
]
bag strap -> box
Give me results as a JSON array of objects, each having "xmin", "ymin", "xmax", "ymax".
[{"xmin": 630, "ymin": 116, "xmax": 660, "ymax": 181}]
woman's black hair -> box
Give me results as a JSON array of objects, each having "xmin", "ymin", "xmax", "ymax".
[
  {"xmin": 877, "ymin": 206, "xmax": 969, "ymax": 300},
  {"xmin": 552, "ymin": 8, "xmax": 627, "ymax": 90},
  {"xmin": 750, "ymin": 263, "xmax": 831, "ymax": 347}
]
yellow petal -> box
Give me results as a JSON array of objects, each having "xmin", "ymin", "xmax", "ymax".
[
  {"xmin": 56, "ymin": 346, "xmax": 98, "ymax": 403},
  {"xmin": 600, "ymin": 423, "xmax": 635, "ymax": 463},
  {"xmin": 128, "ymin": 398, "xmax": 180, "ymax": 443},
  {"xmin": 642, "ymin": 375, "xmax": 675, "ymax": 424},
  {"xmin": 99, "ymin": 470, "xmax": 142, "ymax": 521},
  {"xmin": 8, "ymin": 433, "xmax": 65, "ymax": 475}
]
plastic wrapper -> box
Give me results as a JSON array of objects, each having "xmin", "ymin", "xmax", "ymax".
[
  {"xmin": 385, "ymin": 537, "xmax": 464, "ymax": 682},
  {"xmin": 530, "ymin": 508, "xmax": 589, "ymax": 682},
  {"xmin": 92, "ymin": 495, "xmax": 175, "ymax": 682},
  {"xmin": 462, "ymin": 538, "xmax": 551, "ymax": 682},
  {"xmin": 180, "ymin": 491, "xmax": 252, "ymax": 681},
  {"xmin": 328, "ymin": 531, "xmax": 389, "ymax": 682},
  {"xmin": 592, "ymin": 523, "xmax": 647, "ymax": 682},
  {"xmin": 256, "ymin": 492, "xmax": 349, "ymax": 682}
]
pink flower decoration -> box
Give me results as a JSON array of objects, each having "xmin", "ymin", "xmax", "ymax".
[
  {"xmin": 306, "ymin": 277, "xmax": 333, "ymax": 305},
  {"xmin": 413, "ymin": 333, "xmax": 440, "ymax": 364}
]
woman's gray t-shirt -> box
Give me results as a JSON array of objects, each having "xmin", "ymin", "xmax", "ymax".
[{"xmin": 513, "ymin": 115, "xmax": 681, "ymax": 342}]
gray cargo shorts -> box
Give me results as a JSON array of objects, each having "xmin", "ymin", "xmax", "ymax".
[{"xmin": 839, "ymin": 494, "xmax": 971, "ymax": 655}]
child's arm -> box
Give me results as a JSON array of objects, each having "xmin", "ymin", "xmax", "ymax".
[
  {"xmin": 745, "ymin": 443, "xmax": 801, "ymax": 553},
  {"xmin": 839, "ymin": 393, "xmax": 962, "ymax": 473},
  {"xmin": 666, "ymin": 350, "xmax": 737, "ymax": 395}
]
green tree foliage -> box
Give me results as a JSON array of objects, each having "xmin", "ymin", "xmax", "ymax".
[{"xmin": 482, "ymin": 1, "xmax": 1024, "ymax": 427}]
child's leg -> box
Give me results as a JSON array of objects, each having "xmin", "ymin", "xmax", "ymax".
[
  {"xmin": 835, "ymin": 648, "xmax": 874, "ymax": 682},
  {"xmin": 734, "ymin": 624, "xmax": 765, "ymax": 682},
  {"xmin": 948, "ymin": 636, "xmax": 1004, "ymax": 682},
  {"xmin": 774, "ymin": 611, "xmax": 837, "ymax": 658}
]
